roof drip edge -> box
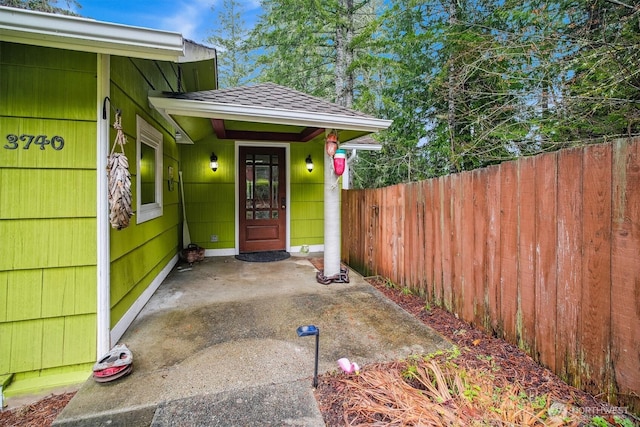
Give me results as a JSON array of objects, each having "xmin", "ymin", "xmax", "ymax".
[{"xmin": 148, "ymin": 96, "xmax": 392, "ymax": 133}]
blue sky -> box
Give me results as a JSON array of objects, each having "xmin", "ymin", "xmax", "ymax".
[{"xmin": 66, "ymin": 0, "xmax": 262, "ymax": 46}]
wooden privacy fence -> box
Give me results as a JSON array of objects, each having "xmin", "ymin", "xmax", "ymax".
[{"xmin": 342, "ymin": 137, "xmax": 640, "ymax": 411}]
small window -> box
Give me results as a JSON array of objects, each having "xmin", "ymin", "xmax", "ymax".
[{"xmin": 136, "ymin": 115, "xmax": 163, "ymax": 223}]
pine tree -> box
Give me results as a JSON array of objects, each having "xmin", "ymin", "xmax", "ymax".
[{"xmin": 207, "ymin": 0, "xmax": 252, "ymax": 88}]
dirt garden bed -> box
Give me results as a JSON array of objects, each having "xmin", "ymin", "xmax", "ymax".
[{"xmin": 314, "ymin": 275, "xmax": 637, "ymax": 426}]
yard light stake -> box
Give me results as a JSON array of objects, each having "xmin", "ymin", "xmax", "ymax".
[{"xmin": 296, "ymin": 325, "xmax": 319, "ymax": 388}]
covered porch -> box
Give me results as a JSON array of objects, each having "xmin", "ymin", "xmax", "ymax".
[
  {"xmin": 54, "ymin": 255, "xmax": 450, "ymax": 425},
  {"xmin": 149, "ymin": 83, "xmax": 392, "ymax": 279}
]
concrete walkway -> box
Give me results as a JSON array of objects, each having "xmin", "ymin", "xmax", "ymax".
[{"xmin": 53, "ymin": 255, "xmax": 451, "ymax": 426}]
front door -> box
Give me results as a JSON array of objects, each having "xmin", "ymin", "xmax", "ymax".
[{"xmin": 239, "ymin": 146, "xmax": 286, "ymax": 253}]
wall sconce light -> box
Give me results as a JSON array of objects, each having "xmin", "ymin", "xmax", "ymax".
[
  {"xmin": 305, "ymin": 155, "xmax": 314, "ymax": 173},
  {"xmin": 210, "ymin": 152, "xmax": 218, "ymax": 172}
]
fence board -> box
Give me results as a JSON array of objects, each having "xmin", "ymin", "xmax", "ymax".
[
  {"xmin": 380, "ymin": 186, "xmax": 392, "ymax": 279},
  {"xmin": 441, "ymin": 177, "xmax": 453, "ymax": 311},
  {"xmin": 406, "ymin": 183, "xmax": 417, "ymax": 289},
  {"xmin": 396, "ymin": 185, "xmax": 405, "ymax": 285},
  {"xmin": 418, "ymin": 183, "xmax": 426, "ymax": 292},
  {"xmin": 451, "ymin": 174, "xmax": 463, "ymax": 315},
  {"xmin": 555, "ymin": 148, "xmax": 583, "ymax": 385},
  {"xmin": 423, "ymin": 180, "xmax": 435, "ymax": 300},
  {"xmin": 518, "ymin": 157, "xmax": 536, "ymax": 353},
  {"xmin": 342, "ymin": 190, "xmax": 351, "ymax": 266},
  {"xmin": 341, "ymin": 191, "xmax": 352, "ymax": 267},
  {"xmin": 342, "ymin": 139, "xmax": 639, "ymax": 411},
  {"xmin": 371, "ymin": 189, "xmax": 381, "ymax": 276},
  {"xmin": 461, "ymin": 172, "xmax": 475, "ymax": 323},
  {"xmin": 472, "ymin": 169, "xmax": 489, "ymax": 329},
  {"xmin": 534, "ymin": 153, "xmax": 557, "ymax": 372},
  {"xmin": 358, "ymin": 190, "xmax": 367, "ymax": 273},
  {"xmin": 611, "ymin": 138, "xmax": 640, "ymax": 410},
  {"xmin": 433, "ymin": 178, "xmax": 444, "ymax": 305},
  {"xmin": 486, "ymin": 165, "xmax": 502, "ymax": 335},
  {"xmin": 581, "ymin": 144, "xmax": 612, "ymax": 396},
  {"xmin": 500, "ymin": 162, "xmax": 519, "ymax": 343}
]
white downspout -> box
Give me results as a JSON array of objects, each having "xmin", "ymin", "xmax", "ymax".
[
  {"xmin": 323, "ymin": 131, "xmax": 341, "ymax": 277},
  {"xmin": 342, "ymin": 149, "xmax": 358, "ymax": 190},
  {"xmin": 96, "ymin": 54, "xmax": 111, "ymax": 358}
]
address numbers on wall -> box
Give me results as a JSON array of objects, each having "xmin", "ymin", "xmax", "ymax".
[{"xmin": 4, "ymin": 134, "xmax": 65, "ymax": 150}]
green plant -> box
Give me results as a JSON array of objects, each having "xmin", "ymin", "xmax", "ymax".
[
  {"xmin": 589, "ymin": 416, "xmax": 611, "ymax": 427},
  {"xmin": 613, "ymin": 415, "xmax": 635, "ymax": 427},
  {"xmin": 401, "ymin": 286, "xmax": 412, "ymax": 296},
  {"xmin": 462, "ymin": 383, "xmax": 481, "ymax": 402},
  {"xmin": 531, "ymin": 395, "xmax": 547, "ymax": 410},
  {"xmin": 446, "ymin": 346, "xmax": 461, "ymax": 360},
  {"xmin": 401, "ymin": 363, "xmax": 419, "ymax": 381},
  {"xmin": 423, "ymin": 346, "xmax": 461, "ymax": 363}
]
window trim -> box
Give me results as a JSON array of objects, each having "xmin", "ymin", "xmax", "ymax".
[{"xmin": 136, "ymin": 115, "xmax": 163, "ymax": 224}]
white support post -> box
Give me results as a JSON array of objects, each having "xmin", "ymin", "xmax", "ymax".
[
  {"xmin": 323, "ymin": 132, "xmax": 341, "ymax": 277},
  {"xmin": 342, "ymin": 149, "xmax": 358, "ymax": 190}
]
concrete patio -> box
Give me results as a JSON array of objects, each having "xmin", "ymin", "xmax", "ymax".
[{"xmin": 53, "ymin": 254, "xmax": 452, "ymax": 426}]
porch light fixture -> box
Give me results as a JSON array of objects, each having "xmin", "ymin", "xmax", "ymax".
[
  {"xmin": 210, "ymin": 152, "xmax": 218, "ymax": 172},
  {"xmin": 305, "ymin": 155, "xmax": 314, "ymax": 173},
  {"xmin": 296, "ymin": 325, "xmax": 320, "ymax": 388}
]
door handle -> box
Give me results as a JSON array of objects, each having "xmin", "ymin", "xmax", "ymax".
[{"xmin": 281, "ymin": 198, "xmax": 286, "ymax": 209}]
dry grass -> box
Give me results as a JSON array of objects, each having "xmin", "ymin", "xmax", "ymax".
[{"xmin": 337, "ymin": 352, "xmax": 586, "ymax": 426}]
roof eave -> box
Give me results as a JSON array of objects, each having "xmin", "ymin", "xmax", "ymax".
[
  {"xmin": 0, "ymin": 6, "xmax": 186, "ymax": 61},
  {"xmin": 339, "ymin": 142, "xmax": 383, "ymax": 151},
  {"xmin": 148, "ymin": 96, "xmax": 393, "ymax": 133}
]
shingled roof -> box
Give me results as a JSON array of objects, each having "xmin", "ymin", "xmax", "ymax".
[
  {"xmin": 149, "ymin": 82, "xmax": 391, "ymax": 144},
  {"xmin": 167, "ymin": 83, "xmax": 374, "ymax": 119}
]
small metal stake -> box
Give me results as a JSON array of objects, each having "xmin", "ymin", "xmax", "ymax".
[{"xmin": 296, "ymin": 325, "xmax": 319, "ymax": 388}]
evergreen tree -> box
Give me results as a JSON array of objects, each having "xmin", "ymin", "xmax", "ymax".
[
  {"xmin": 207, "ymin": 0, "xmax": 252, "ymax": 88},
  {"xmin": 357, "ymin": 0, "xmax": 640, "ymax": 186},
  {"xmin": 0, "ymin": 0, "xmax": 80, "ymax": 15},
  {"xmin": 247, "ymin": 0, "xmax": 384, "ymax": 106},
  {"xmin": 555, "ymin": 0, "xmax": 640, "ymax": 139},
  {"xmin": 241, "ymin": 0, "xmax": 640, "ymax": 187}
]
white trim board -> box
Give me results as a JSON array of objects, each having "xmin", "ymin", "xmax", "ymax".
[{"xmin": 110, "ymin": 255, "xmax": 178, "ymax": 345}]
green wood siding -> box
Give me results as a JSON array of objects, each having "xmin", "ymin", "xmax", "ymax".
[
  {"xmin": 290, "ymin": 142, "xmax": 325, "ymax": 247},
  {"xmin": 177, "ymin": 139, "xmax": 326, "ymax": 250},
  {"xmin": 0, "ymin": 219, "xmax": 96, "ymax": 270},
  {"xmin": 0, "ymin": 43, "xmax": 98, "ymax": 384},
  {"xmin": 108, "ymin": 56, "xmax": 181, "ymax": 326},
  {"xmin": 179, "ymin": 138, "xmax": 236, "ymax": 249},
  {"xmin": 0, "ymin": 169, "xmax": 95, "ymax": 218},
  {"xmin": 0, "ymin": 45, "xmax": 95, "ymax": 121}
]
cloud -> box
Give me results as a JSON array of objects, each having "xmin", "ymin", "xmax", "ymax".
[
  {"xmin": 157, "ymin": 0, "xmax": 214, "ymax": 42},
  {"xmin": 152, "ymin": 0, "xmax": 263, "ymax": 43}
]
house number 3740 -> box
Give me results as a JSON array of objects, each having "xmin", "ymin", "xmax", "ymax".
[{"xmin": 4, "ymin": 134, "xmax": 65, "ymax": 150}]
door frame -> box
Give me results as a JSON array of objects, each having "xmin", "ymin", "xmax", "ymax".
[{"xmin": 235, "ymin": 141, "xmax": 290, "ymax": 254}]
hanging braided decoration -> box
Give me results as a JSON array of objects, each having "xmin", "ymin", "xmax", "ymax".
[{"xmin": 107, "ymin": 111, "xmax": 133, "ymax": 230}]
